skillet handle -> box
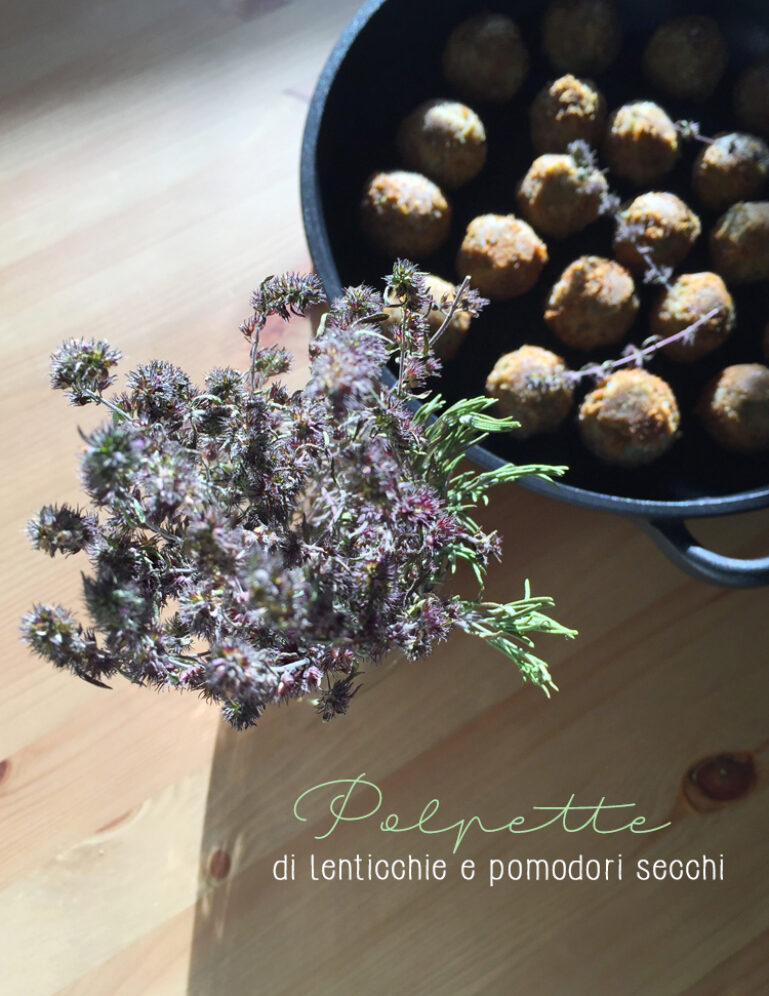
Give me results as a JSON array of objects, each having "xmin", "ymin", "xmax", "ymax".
[{"xmin": 640, "ymin": 518, "xmax": 769, "ymax": 588}]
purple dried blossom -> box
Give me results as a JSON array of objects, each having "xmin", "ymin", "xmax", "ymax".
[
  {"xmin": 126, "ymin": 361, "xmax": 196, "ymax": 429},
  {"xmin": 22, "ymin": 263, "xmax": 576, "ymax": 728},
  {"xmin": 305, "ymin": 322, "xmax": 387, "ymax": 415},
  {"xmin": 385, "ymin": 258, "xmax": 431, "ymax": 308},
  {"xmin": 316, "ymin": 673, "xmax": 360, "ymax": 721},
  {"xmin": 20, "ymin": 604, "xmax": 115, "ymax": 686},
  {"xmin": 567, "ymin": 139, "xmax": 599, "ymax": 172},
  {"xmin": 205, "ymin": 367, "xmax": 244, "ymax": 402},
  {"xmin": 674, "ymin": 119, "xmax": 712, "ymax": 144},
  {"xmin": 22, "ymin": 604, "xmax": 86, "ymax": 666},
  {"xmin": 203, "ymin": 641, "xmax": 279, "ymax": 709},
  {"xmin": 51, "ymin": 339, "xmax": 121, "ymax": 405},
  {"xmin": 50, "ymin": 339, "xmax": 122, "ymax": 406},
  {"xmin": 332, "ymin": 284, "xmax": 385, "ymax": 326},
  {"xmin": 248, "ymin": 272, "xmax": 324, "ymax": 326},
  {"xmin": 27, "ymin": 504, "xmax": 99, "ymax": 557}
]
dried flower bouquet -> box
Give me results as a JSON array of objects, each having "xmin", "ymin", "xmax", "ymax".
[{"xmin": 22, "ymin": 262, "xmax": 574, "ymax": 728}]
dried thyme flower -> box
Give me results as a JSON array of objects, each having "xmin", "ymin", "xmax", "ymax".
[
  {"xmin": 22, "ymin": 263, "xmax": 575, "ymax": 729},
  {"xmin": 49, "ymin": 338, "xmax": 122, "ymax": 405}
]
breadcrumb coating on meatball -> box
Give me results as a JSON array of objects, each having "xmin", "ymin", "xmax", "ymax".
[
  {"xmin": 485, "ymin": 345, "xmax": 574, "ymax": 438},
  {"xmin": 603, "ymin": 101, "xmax": 680, "ymax": 186},
  {"xmin": 650, "ymin": 272, "xmax": 736, "ymax": 363},
  {"xmin": 383, "ymin": 273, "xmax": 472, "ymax": 361},
  {"xmin": 396, "ymin": 100, "xmax": 487, "ymax": 190},
  {"xmin": 692, "ymin": 132, "xmax": 769, "ymax": 212},
  {"xmin": 643, "ymin": 15, "xmax": 728, "ymax": 101},
  {"xmin": 456, "ymin": 214, "xmax": 548, "ymax": 300},
  {"xmin": 442, "ymin": 13, "xmax": 529, "ymax": 103},
  {"xmin": 698, "ymin": 364, "xmax": 769, "ymax": 453},
  {"xmin": 613, "ymin": 192, "xmax": 701, "ymax": 273},
  {"xmin": 709, "ymin": 201, "xmax": 769, "ymax": 284},
  {"xmin": 542, "ymin": 0, "xmax": 622, "ymax": 76},
  {"xmin": 545, "ymin": 256, "xmax": 638, "ymax": 350},
  {"xmin": 516, "ymin": 153, "xmax": 608, "ymax": 239},
  {"xmin": 360, "ymin": 170, "xmax": 451, "ymax": 259},
  {"xmin": 578, "ymin": 369, "xmax": 680, "ymax": 467},
  {"xmin": 734, "ymin": 59, "xmax": 769, "ymax": 139},
  {"xmin": 530, "ymin": 74, "xmax": 607, "ymax": 153}
]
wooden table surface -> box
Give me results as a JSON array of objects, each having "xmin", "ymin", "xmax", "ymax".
[{"xmin": 2, "ymin": 1, "xmax": 769, "ymax": 993}]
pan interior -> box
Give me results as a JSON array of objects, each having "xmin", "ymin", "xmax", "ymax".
[{"xmin": 307, "ymin": 0, "xmax": 769, "ymax": 506}]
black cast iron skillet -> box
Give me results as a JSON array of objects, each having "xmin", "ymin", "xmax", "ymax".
[{"xmin": 301, "ymin": 0, "xmax": 769, "ymax": 586}]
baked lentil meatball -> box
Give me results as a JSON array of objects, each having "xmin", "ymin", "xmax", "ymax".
[
  {"xmin": 603, "ymin": 102, "xmax": 680, "ymax": 186},
  {"xmin": 516, "ymin": 153, "xmax": 608, "ymax": 239},
  {"xmin": 360, "ymin": 171, "xmax": 451, "ymax": 259},
  {"xmin": 650, "ymin": 272, "xmax": 736, "ymax": 363},
  {"xmin": 643, "ymin": 15, "xmax": 728, "ymax": 102},
  {"xmin": 456, "ymin": 214, "xmax": 548, "ymax": 299},
  {"xmin": 442, "ymin": 13, "xmax": 529, "ymax": 104},
  {"xmin": 530, "ymin": 74, "xmax": 607, "ymax": 153},
  {"xmin": 613, "ymin": 192, "xmax": 701, "ymax": 273},
  {"xmin": 485, "ymin": 345, "xmax": 574, "ymax": 438},
  {"xmin": 396, "ymin": 100, "xmax": 487, "ymax": 190},
  {"xmin": 383, "ymin": 273, "xmax": 472, "ymax": 361},
  {"xmin": 710, "ymin": 201, "xmax": 769, "ymax": 284},
  {"xmin": 692, "ymin": 132, "xmax": 769, "ymax": 211},
  {"xmin": 545, "ymin": 256, "xmax": 638, "ymax": 350},
  {"xmin": 698, "ymin": 364, "xmax": 769, "ymax": 453},
  {"xmin": 542, "ymin": 0, "xmax": 621, "ymax": 76},
  {"xmin": 578, "ymin": 368, "xmax": 680, "ymax": 467},
  {"xmin": 734, "ymin": 59, "xmax": 769, "ymax": 139}
]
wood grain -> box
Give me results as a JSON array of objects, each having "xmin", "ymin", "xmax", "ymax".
[{"xmin": 1, "ymin": 1, "xmax": 768, "ymax": 994}]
